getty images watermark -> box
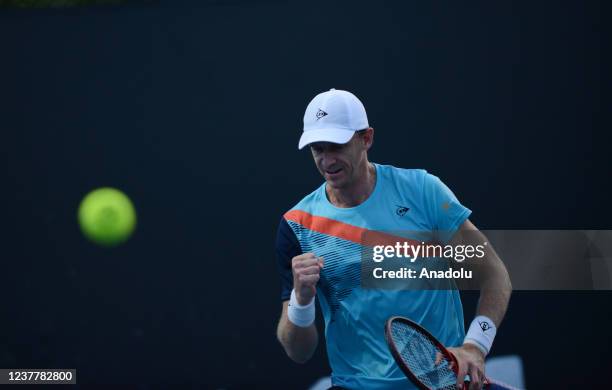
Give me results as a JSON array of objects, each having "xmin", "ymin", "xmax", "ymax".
[
  {"xmin": 360, "ymin": 230, "xmax": 612, "ymax": 290},
  {"xmin": 370, "ymin": 241, "xmax": 488, "ymax": 280}
]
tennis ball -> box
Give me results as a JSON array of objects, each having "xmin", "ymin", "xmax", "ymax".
[{"xmin": 78, "ymin": 187, "xmax": 137, "ymax": 247}]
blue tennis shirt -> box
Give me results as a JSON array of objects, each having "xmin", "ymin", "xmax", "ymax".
[{"xmin": 275, "ymin": 163, "xmax": 472, "ymax": 390}]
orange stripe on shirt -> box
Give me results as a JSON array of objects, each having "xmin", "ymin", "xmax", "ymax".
[{"xmin": 283, "ymin": 209, "xmax": 424, "ymax": 250}]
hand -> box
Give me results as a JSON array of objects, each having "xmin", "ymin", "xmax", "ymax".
[
  {"xmin": 291, "ymin": 253, "xmax": 324, "ymax": 305},
  {"xmin": 447, "ymin": 344, "xmax": 486, "ymax": 390}
]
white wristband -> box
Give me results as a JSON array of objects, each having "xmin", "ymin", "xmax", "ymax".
[
  {"xmin": 464, "ymin": 315, "xmax": 497, "ymax": 356},
  {"xmin": 287, "ymin": 289, "xmax": 315, "ymax": 328}
]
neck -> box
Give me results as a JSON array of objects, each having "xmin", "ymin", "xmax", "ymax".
[{"xmin": 326, "ymin": 161, "xmax": 376, "ymax": 208}]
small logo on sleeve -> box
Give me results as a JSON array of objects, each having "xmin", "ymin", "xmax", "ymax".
[{"xmin": 395, "ymin": 206, "xmax": 410, "ymax": 217}]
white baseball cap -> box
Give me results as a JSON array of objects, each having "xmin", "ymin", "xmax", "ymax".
[{"xmin": 298, "ymin": 88, "xmax": 369, "ymax": 150}]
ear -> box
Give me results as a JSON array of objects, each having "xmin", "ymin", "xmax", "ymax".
[{"xmin": 363, "ymin": 127, "xmax": 374, "ymax": 150}]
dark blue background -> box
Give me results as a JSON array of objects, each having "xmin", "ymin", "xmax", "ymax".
[{"xmin": 1, "ymin": 0, "xmax": 609, "ymax": 387}]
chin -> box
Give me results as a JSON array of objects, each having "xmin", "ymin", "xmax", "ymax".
[{"xmin": 326, "ymin": 177, "xmax": 348, "ymax": 189}]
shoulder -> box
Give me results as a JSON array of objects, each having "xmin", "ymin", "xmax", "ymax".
[
  {"xmin": 375, "ymin": 163, "xmax": 431, "ymax": 194},
  {"xmin": 376, "ymin": 163, "xmax": 427, "ymax": 183},
  {"xmin": 375, "ymin": 164, "xmax": 457, "ymax": 215},
  {"xmin": 376, "ymin": 163, "xmax": 452, "ymax": 190},
  {"xmin": 275, "ymin": 187, "xmax": 321, "ymax": 272}
]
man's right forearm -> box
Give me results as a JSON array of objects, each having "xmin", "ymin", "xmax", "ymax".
[{"xmin": 277, "ymin": 301, "xmax": 318, "ymax": 363}]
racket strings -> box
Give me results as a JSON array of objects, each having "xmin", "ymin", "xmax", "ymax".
[{"xmin": 390, "ymin": 322, "xmax": 457, "ymax": 390}]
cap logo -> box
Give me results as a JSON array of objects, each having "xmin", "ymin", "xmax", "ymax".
[{"xmin": 315, "ymin": 109, "xmax": 328, "ymax": 120}]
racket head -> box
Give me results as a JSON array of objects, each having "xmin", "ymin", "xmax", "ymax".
[{"xmin": 385, "ymin": 316, "xmax": 460, "ymax": 390}]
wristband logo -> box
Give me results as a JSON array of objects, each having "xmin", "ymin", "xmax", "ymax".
[{"xmin": 479, "ymin": 321, "xmax": 492, "ymax": 332}]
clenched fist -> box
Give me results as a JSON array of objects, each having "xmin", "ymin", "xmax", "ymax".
[{"xmin": 292, "ymin": 253, "xmax": 324, "ymax": 305}]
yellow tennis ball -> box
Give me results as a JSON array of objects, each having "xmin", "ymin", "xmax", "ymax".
[{"xmin": 78, "ymin": 187, "xmax": 137, "ymax": 247}]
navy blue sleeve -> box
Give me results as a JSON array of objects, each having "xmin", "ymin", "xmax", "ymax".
[{"xmin": 275, "ymin": 216, "xmax": 302, "ymax": 301}]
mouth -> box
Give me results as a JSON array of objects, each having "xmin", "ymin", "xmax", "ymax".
[{"xmin": 325, "ymin": 167, "xmax": 343, "ymax": 178}]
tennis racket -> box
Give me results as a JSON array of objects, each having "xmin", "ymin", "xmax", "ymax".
[{"xmin": 385, "ymin": 316, "xmax": 520, "ymax": 390}]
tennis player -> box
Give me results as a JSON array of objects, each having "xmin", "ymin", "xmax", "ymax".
[{"xmin": 275, "ymin": 89, "xmax": 512, "ymax": 390}]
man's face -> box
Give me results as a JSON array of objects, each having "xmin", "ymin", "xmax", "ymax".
[{"xmin": 309, "ymin": 131, "xmax": 371, "ymax": 189}]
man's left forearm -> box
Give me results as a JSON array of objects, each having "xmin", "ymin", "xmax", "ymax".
[
  {"xmin": 450, "ymin": 220, "xmax": 513, "ymax": 327},
  {"xmin": 475, "ymin": 255, "xmax": 512, "ymax": 327},
  {"xmin": 453, "ymin": 221, "xmax": 512, "ymax": 327}
]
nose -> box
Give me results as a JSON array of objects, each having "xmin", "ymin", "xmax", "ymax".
[{"xmin": 318, "ymin": 152, "xmax": 338, "ymax": 169}]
